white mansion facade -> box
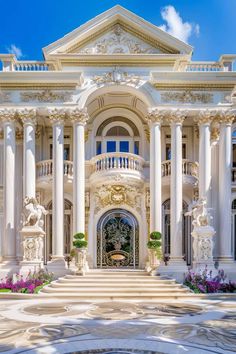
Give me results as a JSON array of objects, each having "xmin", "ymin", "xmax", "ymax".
[{"xmin": 0, "ymin": 6, "xmax": 236, "ymax": 278}]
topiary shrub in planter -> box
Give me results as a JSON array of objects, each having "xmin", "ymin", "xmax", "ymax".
[
  {"xmin": 146, "ymin": 231, "xmax": 162, "ymax": 275},
  {"xmin": 73, "ymin": 233, "xmax": 88, "ymax": 249}
]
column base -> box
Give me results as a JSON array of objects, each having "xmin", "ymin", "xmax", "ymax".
[
  {"xmin": 46, "ymin": 256, "xmax": 70, "ymax": 278},
  {"xmin": 192, "ymin": 261, "xmax": 217, "ymax": 276},
  {"xmin": 158, "ymin": 259, "xmax": 188, "ymax": 282}
]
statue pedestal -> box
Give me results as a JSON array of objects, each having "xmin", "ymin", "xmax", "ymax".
[
  {"xmin": 145, "ymin": 249, "xmax": 160, "ymax": 276},
  {"xmin": 75, "ymin": 248, "xmax": 89, "ymax": 276},
  {"xmin": 192, "ymin": 225, "xmax": 216, "ymax": 273},
  {"xmin": 19, "ymin": 226, "xmax": 45, "ymax": 273}
]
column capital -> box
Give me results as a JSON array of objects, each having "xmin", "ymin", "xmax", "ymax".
[
  {"xmin": 166, "ymin": 109, "xmax": 186, "ymax": 125},
  {"xmin": 196, "ymin": 109, "xmax": 216, "ymax": 125},
  {"xmin": 0, "ymin": 108, "xmax": 16, "ymax": 124},
  {"xmin": 67, "ymin": 107, "xmax": 89, "ymax": 126},
  {"xmin": 48, "ymin": 108, "xmax": 66, "ymax": 125},
  {"xmin": 218, "ymin": 109, "xmax": 236, "ymax": 125},
  {"xmin": 17, "ymin": 108, "xmax": 36, "ymax": 125},
  {"xmin": 146, "ymin": 108, "xmax": 165, "ymax": 124}
]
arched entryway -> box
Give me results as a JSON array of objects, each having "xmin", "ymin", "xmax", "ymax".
[{"xmin": 97, "ymin": 209, "xmax": 139, "ymax": 268}]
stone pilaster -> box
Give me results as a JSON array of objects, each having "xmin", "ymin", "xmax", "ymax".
[
  {"xmin": 18, "ymin": 108, "xmax": 37, "ymax": 198},
  {"xmin": 146, "ymin": 109, "xmax": 163, "ymax": 233},
  {"xmin": 67, "ymin": 108, "xmax": 89, "ymax": 235},
  {"xmin": 0, "ymin": 109, "xmax": 16, "ymax": 263}
]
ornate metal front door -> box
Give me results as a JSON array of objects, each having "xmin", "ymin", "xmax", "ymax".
[{"xmin": 97, "ymin": 209, "xmax": 139, "ymax": 268}]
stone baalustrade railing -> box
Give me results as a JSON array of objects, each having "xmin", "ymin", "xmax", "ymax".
[
  {"xmin": 162, "ymin": 159, "xmax": 199, "ymax": 178},
  {"xmin": 36, "ymin": 160, "xmax": 73, "ymax": 179},
  {"xmin": 186, "ymin": 62, "xmax": 226, "ymax": 72},
  {"xmin": 91, "ymin": 153, "xmax": 144, "ymax": 173},
  {"xmin": 14, "ymin": 61, "xmax": 56, "ymax": 71}
]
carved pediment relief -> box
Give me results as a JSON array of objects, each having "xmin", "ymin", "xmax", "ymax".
[{"xmin": 69, "ymin": 24, "xmax": 161, "ymax": 55}]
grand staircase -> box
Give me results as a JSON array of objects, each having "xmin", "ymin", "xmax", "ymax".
[{"xmin": 40, "ymin": 270, "xmax": 193, "ymax": 300}]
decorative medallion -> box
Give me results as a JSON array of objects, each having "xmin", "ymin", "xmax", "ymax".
[{"xmin": 92, "ymin": 67, "xmax": 141, "ymax": 86}]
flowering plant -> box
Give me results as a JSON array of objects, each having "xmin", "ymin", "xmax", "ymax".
[
  {"xmin": 184, "ymin": 266, "xmax": 236, "ymax": 293},
  {"xmin": 0, "ymin": 269, "xmax": 53, "ymax": 294}
]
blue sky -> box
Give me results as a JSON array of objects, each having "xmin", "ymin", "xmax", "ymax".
[{"xmin": 1, "ymin": 0, "xmax": 235, "ymax": 61}]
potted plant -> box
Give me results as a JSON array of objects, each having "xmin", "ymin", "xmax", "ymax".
[
  {"xmin": 146, "ymin": 231, "xmax": 162, "ymax": 275},
  {"xmin": 72, "ymin": 233, "xmax": 88, "ymax": 275}
]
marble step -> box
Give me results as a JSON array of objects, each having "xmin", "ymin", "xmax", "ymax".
[
  {"xmin": 62, "ymin": 275, "xmax": 175, "ymax": 281},
  {"xmin": 41, "ymin": 286, "xmax": 188, "ymax": 293},
  {"xmin": 53, "ymin": 281, "xmax": 182, "ymax": 288},
  {"xmin": 58, "ymin": 278, "xmax": 177, "ymax": 284}
]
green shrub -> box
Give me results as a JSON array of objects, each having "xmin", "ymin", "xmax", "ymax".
[
  {"xmin": 73, "ymin": 233, "xmax": 86, "ymax": 240},
  {"xmin": 147, "ymin": 240, "xmax": 161, "ymax": 249},
  {"xmin": 150, "ymin": 231, "xmax": 162, "ymax": 240}
]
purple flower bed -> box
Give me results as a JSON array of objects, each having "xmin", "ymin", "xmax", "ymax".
[
  {"xmin": 184, "ymin": 267, "xmax": 236, "ymax": 293},
  {"xmin": 0, "ymin": 269, "xmax": 53, "ymax": 294}
]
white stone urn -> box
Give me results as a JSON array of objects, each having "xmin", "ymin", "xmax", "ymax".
[
  {"xmin": 75, "ymin": 248, "xmax": 89, "ymax": 276},
  {"xmin": 145, "ymin": 249, "xmax": 161, "ymax": 276}
]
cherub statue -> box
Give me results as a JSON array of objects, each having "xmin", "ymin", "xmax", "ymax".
[
  {"xmin": 23, "ymin": 196, "xmax": 48, "ymax": 228},
  {"xmin": 185, "ymin": 197, "xmax": 211, "ymax": 228}
]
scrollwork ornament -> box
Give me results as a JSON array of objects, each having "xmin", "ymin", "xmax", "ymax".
[
  {"xmin": 0, "ymin": 108, "xmax": 16, "ymax": 123},
  {"xmin": 48, "ymin": 108, "xmax": 66, "ymax": 125},
  {"xmin": 218, "ymin": 110, "xmax": 235, "ymax": 125},
  {"xmin": 67, "ymin": 108, "xmax": 89, "ymax": 125},
  {"xmin": 165, "ymin": 109, "xmax": 186, "ymax": 125},
  {"xmin": 196, "ymin": 109, "xmax": 216, "ymax": 125},
  {"xmin": 17, "ymin": 108, "xmax": 36, "ymax": 125},
  {"xmin": 146, "ymin": 108, "xmax": 165, "ymax": 124}
]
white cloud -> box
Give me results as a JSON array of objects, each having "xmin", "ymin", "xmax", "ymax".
[
  {"xmin": 6, "ymin": 44, "xmax": 23, "ymax": 58},
  {"xmin": 159, "ymin": 5, "xmax": 200, "ymax": 43}
]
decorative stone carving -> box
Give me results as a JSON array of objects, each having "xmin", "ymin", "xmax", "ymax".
[
  {"xmin": 0, "ymin": 108, "xmax": 16, "ymax": 122},
  {"xmin": 144, "ymin": 125, "xmax": 150, "ymax": 142},
  {"xmin": 17, "ymin": 108, "xmax": 36, "ymax": 125},
  {"xmin": 146, "ymin": 108, "xmax": 165, "ymax": 124},
  {"xmin": 197, "ymin": 109, "xmax": 216, "ymax": 125},
  {"xmin": 22, "ymin": 196, "xmax": 48, "ymax": 228},
  {"xmin": 78, "ymin": 24, "xmax": 158, "ymax": 55},
  {"xmin": 48, "ymin": 108, "xmax": 66, "ymax": 124},
  {"xmin": 185, "ymin": 197, "xmax": 216, "ymax": 272},
  {"xmin": 22, "ymin": 236, "xmax": 44, "ymax": 262},
  {"xmin": 147, "ymin": 108, "xmax": 187, "ymax": 124},
  {"xmin": 21, "ymin": 90, "xmax": 72, "ymax": 102},
  {"xmin": 75, "ymin": 248, "xmax": 89, "ymax": 276},
  {"xmin": 85, "ymin": 192, "xmax": 90, "ymax": 208},
  {"xmin": 165, "ymin": 109, "xmax": 186, "ymax": 125},
  {"xmin": 0, "ymin": 91, "xmax": 11, "ymax": 103},
  {"xmin": 161, "ymin": 90, "xmax": 213, "ymax": 104},
  {"xmin": 95, "ymin": 184, "xmax": 142, "ymax": 214},
  {"xmin": 67, "ymin": 107, "xmax": 89, "ymax": 125},
  {"xmin": 185, "ymin": 197, "xmax": 211, "ymax": 227},
  {"xmin": 92, "ymin": 67, "xmax": 141, "ymax": 86},
  {"xmin": 146, "ymin": 189, "xmax": 150, "ymax": 208},
  {"xmin": 218, "ymin": 110, "xmax": 235, "ymax": 124}
]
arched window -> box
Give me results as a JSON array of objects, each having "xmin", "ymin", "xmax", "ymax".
[
  {"xmin": 45, "ymin": 199, "xmax": 73, "ymax": 261},
  {"xmin": 95, "ymin": 117, "xmax": 140, "ymax": 156},
  {"xmin": 162, "ymin": 199, "xmax": 192, "ymax": 265}
]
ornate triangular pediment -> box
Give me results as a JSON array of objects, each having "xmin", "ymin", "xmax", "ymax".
[
  {"xmin": 67, "ymin": 24, "xmax": 162, "ymax": 55},
  {"xmin": 43, "ymin": 6, "xmax": 193, "ymax": 57}
]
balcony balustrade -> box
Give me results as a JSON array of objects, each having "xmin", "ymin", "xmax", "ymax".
[
  {"xmin": 162, "ymin": 159, "xmax": 199, "ymax": 178},
  {"xmin": 36, "ymin": 160, "xmax": 73, "ymax": 181},
  {"xmin": 91, "ymin": 153, "xmax": 144, "ymax": 173}
]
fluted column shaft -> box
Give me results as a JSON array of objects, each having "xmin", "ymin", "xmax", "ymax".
[
  {"xmin": 1, "ymin": 111, "xmax": 16, "ymax": 260},
  {"xmin": 68, "ymin": 109, "xmax": 89, "ymax": 235},
  {"xmin": 219, "ymin": 113, "xmax": 234, "ymax": 261},
  {"xmin": 170, "ymin": 118, "xmax": 184, "ymax": 260},
  {"xmin": 147, "ymin": 110, "xmax": 163, "ymax": 233},
  {"xmin": 19, "ymin": 109, "xmax": 36, "ymax": 198},
  {"xmin": 198, "ymin": 112, "xmax": 213, "ymax": 205},
  {"xmin": 50, "ymin": 110, "xmax": 65, "ymax": 259}
]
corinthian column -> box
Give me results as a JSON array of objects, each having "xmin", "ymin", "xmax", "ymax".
[
  {"xmin": 0, "ymin": 109, "xmax": 16, "ymax": 262},
  {"xmin": 49, "ymin": 108, "xmax": 65, "ymax": 261},
  {"xmin": 168, "ymin": 110, "xmax": 185, "ymax": 263},
  {"xmin": 218, "ymin": 110, "xmax": 235, "ymax": 264},
  {"xmin": 68, "ymin": 108, "xmax": 89, "ymax": 235},
  {"xmin": 18, "ymin": 109, "xmax": 36, "ymax": 198},
  {"xmin": 146, "ymin": 109, "xmax": 163, "ymax": 233},
  {"xmin": 197, "ymin": 110, "xmax": 214, "ymax": 205}
]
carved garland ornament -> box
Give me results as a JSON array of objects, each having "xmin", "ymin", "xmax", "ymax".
[
  {"xmin": 161, "ymin": 90, "xmax": 213, "ymax": 104},
  {"xmin": 92, "ymin": 68, "xmax": 141, "ymax": 86},
  {"xmin": 21, "ymin": 90, "xmax": 73, "ymax": 103}
]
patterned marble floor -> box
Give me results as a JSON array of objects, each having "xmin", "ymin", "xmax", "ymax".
[{"xmin": 0, "ymin": 297, "xmax": 236, "ymax": 354}]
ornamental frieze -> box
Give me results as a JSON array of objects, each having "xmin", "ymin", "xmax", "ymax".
[
  {"xmin": 94, "ymin": 184, "xmax": 142, "ymax": 214},
  {"xmin": 161, "ymin": 90, "xmax": 213, "ymax": 104},
  {"xmin": 21, "ymin": 90, "xmax": 73, "ymax": 103}
]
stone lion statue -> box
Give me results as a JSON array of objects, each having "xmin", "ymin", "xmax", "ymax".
[
  {"xmin": 23, "ymin": 196, "xmax": 48, "ymax": 228},
  {"xmin": 185, "ymin": 197, "xmax": 211, "ymax": 228}
]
